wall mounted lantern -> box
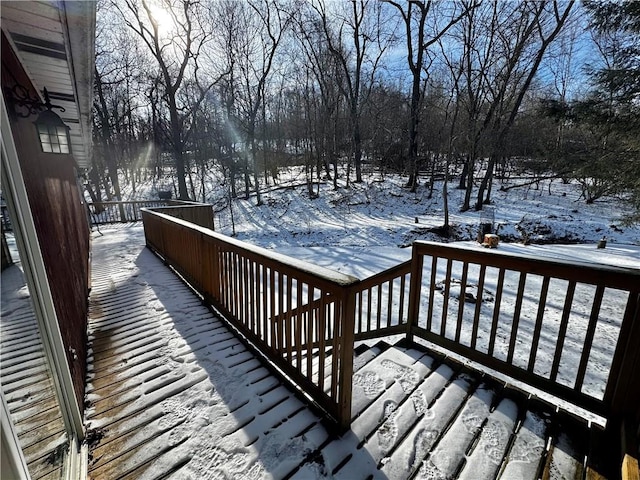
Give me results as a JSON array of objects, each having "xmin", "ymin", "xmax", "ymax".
[{"xmin": 5, "ymin": 84, "xmax": 72, "ymax": 154}]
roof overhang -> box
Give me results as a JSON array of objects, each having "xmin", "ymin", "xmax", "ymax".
[{"xmin": 1, "ymin": 1, "xmax": 96, "ymax": 169}]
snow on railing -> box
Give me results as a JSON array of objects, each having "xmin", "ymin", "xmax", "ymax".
[{"xmin": 141, "ymin": 208, "xmax": 359, "ymax": 431}]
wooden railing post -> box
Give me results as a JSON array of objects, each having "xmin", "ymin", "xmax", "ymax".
[
  {"xmin": 405, "ymin": 243, "xmax": 424, "ymax": 344},
  {"xmin": 605, "ymin": 292, "xmax": 640, "ymax": 420},
  {"xmin": 117, "ymin": 202, "xmax": 126, "ymax": 223},
  {"xmin": 604, "ymin": 291, "xmax": 640, "ymax": 478},
  {"xmin": 336, "ymin": 286, "xmax": 357, "ymax": 432}
]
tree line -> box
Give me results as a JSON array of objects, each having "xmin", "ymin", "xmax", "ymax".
[{"xmin": 90, "ymin": 0, "xmax": 640, "ymax": 225}]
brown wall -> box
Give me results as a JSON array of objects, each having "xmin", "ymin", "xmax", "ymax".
[{"xmin": 2, "ymin": 33, "xmax": 90, "ymax": 412}]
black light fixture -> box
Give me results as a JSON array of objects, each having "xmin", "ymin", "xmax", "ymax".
[
  {"xmin": 5, "ymin": 84, "xmax": 72, "ymax": 154},
  {"xmin": 34, "ymin": 96, "xmax": 71, "ymax": 154}
]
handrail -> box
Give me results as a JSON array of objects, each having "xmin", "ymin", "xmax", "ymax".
[
  {"xmin": 352, "ymin": 260, "xmax": 412, "ymax": 340},
  {"xmin": 141, "ymin": 208, "xmax": 358, "ymax": 431},
  {"xmin": 404, "ymin": 241, "xmax": 639, "ymax": 419},
  {"xmin": 88, "ymin": 200, "xmax": 215, "ymax": 230},
  {"xmin": 88, "ymin": 200, "xmax": 170, "ymax": 224}
]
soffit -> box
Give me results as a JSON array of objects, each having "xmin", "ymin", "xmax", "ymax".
[{"xmin": 1, "ymin": 1, "xmax": 96, "ymax": 169}]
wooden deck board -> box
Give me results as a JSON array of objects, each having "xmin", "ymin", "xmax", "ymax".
[
  {"xmin": 414, "ymin": 384, "xmax": 495, "ymax": 479},
  {"xmin": 498, "ymin": 408, "xmax": 549, "ymax": 479}
]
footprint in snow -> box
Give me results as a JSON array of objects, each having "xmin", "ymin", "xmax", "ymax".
[
  {"xmin": 480, "ymin": 420, "xmax": 510, "ymax": 464},
  {"xmin": 353, "ymin": 370, "xmax": 385, "ymax": 398},
  {"xmin": 409, "ymin": 428, "xmax": 439, "ymax": 470},
  {"xmin": 381, "ymin": 359, "xmax": 419, "ymax": 393},
  {"xmin": 461, "ymin": 410, "xmax": 484, "ymax": 433},
  {"xmin": 377, "ymin": 399, "xmax": 399, "ymax": 452},
  {"xmin": 258, "ymin": 433, "xmax": 308, "ymax": 470},
  {"xmin": 186, "ymin": 439, "xmax": 251, "ymax": 480},
  {"xmin": 158, "ymin": 398, "xmax": 190, "ymax": 429},
  {"xmin": 410, "ymin": 389, "xmax": 429, "ymax": 416},
  {"xmin": 418, "ymin": 458, "xmax": 449, "ymax": 480}
]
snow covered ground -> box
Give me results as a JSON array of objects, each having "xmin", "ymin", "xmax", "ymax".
[{"xmin": 117, "ymin": 168, "xmax": 640, "ymax": 251}]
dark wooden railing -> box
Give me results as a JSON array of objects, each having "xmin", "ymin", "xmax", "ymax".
[
  {"xmin": 142, "ymin": 208, "xmax": 358, "ymax": 430},
  {"xmin": 88, "ymin": 200, "xmax": 215, "ymax": 229},
  {"xmin": 402, "ymin": 241, "xmax": 639, "ymax": 420},
  {"xmin": 140, "ymin": 211, "xmax": 639, "ymax": 467},
  {"xmin": 88, "ymin": 200, "xmax": 170, "ymax": 224},
  {"xmin": 353, "ymin": 260, "xmax": 411, "ymax": 340}
]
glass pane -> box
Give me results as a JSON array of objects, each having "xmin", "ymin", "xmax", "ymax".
[
  {"xmin": 56, "ymin": 126, "xmax": 67, "ymax": 136},
  {"xmin": 2, "ymin": 225, "xmax": 69, "ymax": 480},
  {"xmin": 41, "ymin": 143, "xmax": 52, "ymax": 153},
  {"xmin": 40, "ymin": 134, "xmax": 50, "ymax": 144},
  {"xmin": 58, "ymin": 134, "xmax": 68, "ymax": 145},
  {"xmin": 52, "ymin": 144, "xmax": 61, "ymax": 153},
  {"xmin": 60, "ymin": 144, "xmax": 69, "ymax": 154}
]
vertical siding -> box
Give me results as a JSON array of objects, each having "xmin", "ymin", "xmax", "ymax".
[{"xmin": 2, "ymin": 32, "xmax": 89, "ymax": 413}]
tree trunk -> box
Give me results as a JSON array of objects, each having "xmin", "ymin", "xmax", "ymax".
[
  {"xmin": 170, "ymin": 113, "xmax": 189, "ymax": 200},
  {"xmin": 443, "ymin": 162, "xmax": 450, "ymax": 229},
  {"xmin": 458, "ymin": 159, "xmax": 468, "ymax": 190},
  {"xmin": 476, "ymin": 155, "xmax": 496, "ymax": 210},
  {"xmin": 353, "ymin": 110, "xmax": 363, "ymax": 183},
  {"xmin": 243, "ymin": 163, "xmax": 251, "ymax": 199},
  {"xmin": 462, "ymin": 157, "xmax": 474, "ymax": 211}
]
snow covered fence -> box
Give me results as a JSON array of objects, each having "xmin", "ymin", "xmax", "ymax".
[
  {"xmin": 88, "ymin": 199, "xmax": 214, "ymax": 228},
  {"xmin": 141, "ymin": 208, "xmax": 360, "ymax": 431}
]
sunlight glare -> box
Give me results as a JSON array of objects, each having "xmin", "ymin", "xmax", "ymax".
[{"xmin": 146, "ymin": 0, "xmax": 174, "ymax": 36}]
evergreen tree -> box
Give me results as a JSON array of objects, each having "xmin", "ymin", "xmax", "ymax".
[{"xmin": 558, "ymin": 1, "xmax": 640, "ymax": 219}]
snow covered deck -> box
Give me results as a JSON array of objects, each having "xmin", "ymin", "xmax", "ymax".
[{"xmin": 83, "ymin": 225, "xmax": 615, "ymax": 479}]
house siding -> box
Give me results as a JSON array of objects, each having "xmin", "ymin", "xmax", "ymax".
[{"xmin": 2, "ymin": 33, "xmax": 90, "ymax": 413}]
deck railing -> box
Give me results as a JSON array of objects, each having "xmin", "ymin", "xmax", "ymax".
[
  {"xmin": 401, "ymin": 241, "xmax": 639, "ymax": 421},
  {"xmin": 353, "ymin": 260, "xmax": 411, "ymax": 340},
  {"xmin": 88, "ymin": 200, "xmax": 170, "ymax": 224},
  {"xmin": 140, "ymin": 211, "xmax": 639, "ymax": 451},
  {"xmin": 88, "ymin": 200, "xmax": 215, "ymax": 229},
  {"xmin": 142, "ymin": 208, "xmax": 358, "ymax": 430}
]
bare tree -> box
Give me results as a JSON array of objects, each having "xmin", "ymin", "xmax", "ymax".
[
  {"xmin": 387, "ymin": 0, "xmax": 475, "ymax": 192},
  {"xmin": 313, "ymin": 0, "xmax": 397, "ymax": 185},
  {"xmin": 115, "ymin": 0, "xmax": 225, "ymax": 199},
  {"xmin": 474, "ymin": 1, "xmax": 575, "ymax": 210},
  {"xmin": 215, "ymin": 0, "xmax": 295, "ymax": 205},
  {"xmin": 93, "ymin": 3, "xmax": 151, "ymax": 204},
  {"xmin": 446, "ymin": 0, "xmax": 575, "ymax": 211},
  {"xmin": 294, "ymin": 11, "xmax": 343, "ymax": 189}
]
